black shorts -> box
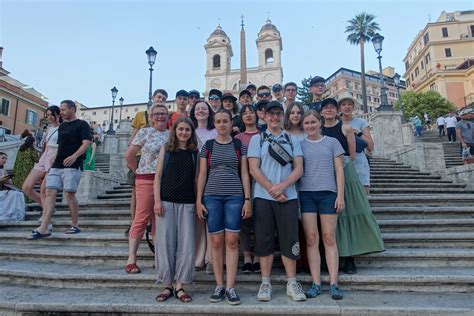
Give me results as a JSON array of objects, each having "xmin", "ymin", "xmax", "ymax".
[
  {"xmin": 253, "ymin": 198, "xmax": 300, "ymax": 260},
  {"xmin": 126, "ymin": 156, "xmax": 141, "ymax": 186}
]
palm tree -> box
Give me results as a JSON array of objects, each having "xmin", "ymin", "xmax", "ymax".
[{"xmin": 345, "ymin": 13, "xmax": 380, "ymax": 113}]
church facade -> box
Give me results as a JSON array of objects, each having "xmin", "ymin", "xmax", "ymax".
[{"xmin": 204, "ymin": 19, "xmax": 283, "ymax": 95}]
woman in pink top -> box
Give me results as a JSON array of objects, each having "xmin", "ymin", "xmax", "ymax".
[{"xmin": 190, "ymin": 101, "xmax": 217, "ymax": 271}]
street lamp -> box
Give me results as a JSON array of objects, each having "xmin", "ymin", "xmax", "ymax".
[
  {"xmin": 107, "ymin": 86, "xmax": 118, "ymax": 135},
  {"xmin": 393, "ymin": 73, "xmax": 402, "ymax": 108},
  {"xmin": 146, "ymin": 46, "xmax": 157, "ymax": 108},
  {"xmin": 118, "ymin": 97, "xmax": 124, "ymax": 127},
  {"xmin": 372, "ymin": 33, "xmax": 390, "ymax": 111}
]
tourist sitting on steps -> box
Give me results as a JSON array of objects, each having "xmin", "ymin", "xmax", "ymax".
[{"xmin": 0, "ymin": 152, "xmax": 26, "ymax": 223}]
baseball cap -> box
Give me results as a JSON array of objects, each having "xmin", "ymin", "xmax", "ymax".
[
  {"xmin": 175, "ymin": 90, "xmax": 189, "ymax": 98},
  {"xmin": 272, "ymin": 84, "xmax": 283, "ymax": 92},
  {"xmin": 264, "ymin": 100, "xmax": 284, "ymax": 112},
  {"xmin": 310, "ymin": 76, "xmax": 325, "ymax": 86}
]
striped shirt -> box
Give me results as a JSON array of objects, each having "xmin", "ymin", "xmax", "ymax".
[
  {"xmin": 299, "ymin": 136, "xmax": 345, "ymax": 193},
  {"xmin": 200, "ymin": 140, "xmax": 248, "ymax": 196}
]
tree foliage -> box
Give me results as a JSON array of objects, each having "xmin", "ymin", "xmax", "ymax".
[
  {"xmin": 297, "ymin": 76, "xmax": 313, "ymax": 104},
  {"xmin": 345, "ymin": 12, "xmax": 380, "ymax": 113},
  {"xmin": 394, "ymin": 91, "xmax": 455, "ymax": 120}
]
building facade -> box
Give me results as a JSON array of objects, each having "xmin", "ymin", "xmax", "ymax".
[
  {"xmin": 204, "ymin": 19, "xmax": 283, "ymax": 95},
  {"xmin": 0, "ymin": 48, "xmax": 49, "ymax": 135},
  {"xmin": 325, "ymin": 67, "xmax": 406, "ymax": 113},
  {"xmin": 403, "ymin": 10, "xmax": 474, "ymax": 108},
  {"xmin": 77, "ymin": 100, "xmax": 176, "ymax": 130}
]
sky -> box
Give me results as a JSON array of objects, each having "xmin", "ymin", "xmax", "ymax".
[{"xmin": 1, "ymin": 0, "xmax": 472, "ymax": 107}]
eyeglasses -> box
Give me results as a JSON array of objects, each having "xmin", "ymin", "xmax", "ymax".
[
  {"xmin": 258, "ymin": 92, "xmax": 271, "ymax": 98},
  {"xmin": 152, "ymin": 112, "xmax": 167, "ymax": 117},
  {"xmin": 209, "ymin": 95, "xmax": 220, "ymax": 101},
  {"xmin": 312, "ymin": 84, "xmax": 325, "ymax": 88},
  {"xmin": 189, "ymin": 95, "xmax": 199, "ymax": 99},
  {"xmin": 266, "ymin": 111, "xmax": 283, "ymax": 117}
]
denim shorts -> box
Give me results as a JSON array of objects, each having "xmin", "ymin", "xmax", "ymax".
[
  {"xmin": 299, "ymin": 191, "xmax": 337, "ymax": 214},
  {"xmin": 46, "ymin": 168, "xmax": 82, "ymax": 193},
  {"xmin": 203, "ymin": 195, "xmax": 244, "ymax": 234}
]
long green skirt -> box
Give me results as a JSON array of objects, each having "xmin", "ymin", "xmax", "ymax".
[{"xmin": 336, "ymin": 160, "xmax": 385, "ymax": 257}]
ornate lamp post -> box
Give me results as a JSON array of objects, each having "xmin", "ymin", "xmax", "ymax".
[
  {"xmin": 146, "ymin": 46, "xmax": 157, "ymax": 109},
  {"xmin": 118, "ymin": 97, "xmax": 124, "ymax": 127},
  {"xmin": 372, "ymin": 33, "xmax": 390, "ymax": 111},
  {"xmin": 107, "ymin": 86, "xmax": 118, "ymax": 135},
  {"xmin": 393, "ymin": 73, "xmax": 402, "ymax": 109}
]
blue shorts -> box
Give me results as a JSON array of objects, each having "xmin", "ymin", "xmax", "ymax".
[
  {"xmin": 299, "ymin": 191, "xmax": 337, "ymax": 214},
  {"xmin": 203, "ymin": 195, "xmax": 244, "ymax": 234}
]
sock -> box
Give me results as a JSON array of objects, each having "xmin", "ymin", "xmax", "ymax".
[
  {"xmin": 287, "ymin": 277, "xmax": 296, "ymax": 284},
  {"xmin": 244, "ymin": 258, "xmax": 252, "ymax": 264},
  {"xmin": 261, "ymin": 277, "xmax": 271, "ymax": 284}
]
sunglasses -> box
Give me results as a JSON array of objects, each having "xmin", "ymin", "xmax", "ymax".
[
  {"xmin": 209, "ymin": 95, "xmax": 220, "ymax": 101},
  {"xmin": 258, "ymin": 92, "xmax": 271, "ymax": 98}
]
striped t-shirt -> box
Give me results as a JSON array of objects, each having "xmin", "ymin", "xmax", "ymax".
[
  {"xmin": 200, "ymin": 139, "xmax": 248, "ymax": 196},
  {"xmin": 299, "ymin": 136, "xmax": 345, "ymax": 193}
]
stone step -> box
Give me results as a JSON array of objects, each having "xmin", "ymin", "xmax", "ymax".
[
  {"xmin": 372, "ymin": 206, "xmax": 474, "ymax": 219},
  {"xmin": 1, "ymin": 231, "xmax": 472, "ymax": 248},
  {"xmin": 370, "ymin": 174, "xmax": 441, "ymax": 180},
  {"xmin": 5, "ymin": 218, "xmax": 473, "ymax": 233},
  {"xmin": 370, "ymin": 179, "xmax": 454, "ymax": 184},
  {"xmin": 371, "ymin": 171, "xmax": 432, "ymax": 175},
  {"xmin": 370, "ymin": 183, "xmax": 465, "ymax": 188},
  {"xmin": 0, "ymin": 243, "xmax": 472, "ymax": 269},
  {"xmin": 368, "ymin": 194, "xmax": 474, "ymax": 206},
  {"xmin": 0, "ymin": 259, "xmax": 472, "ymax": 293},
  {"xmin": 2, "ymin": 284, "xmax": 473, "ymax": 315},
  {"xmin": 370, "ymin": 188, "xmax": 474, "ymax": 194},
  {"xmin": 24, "ymin": 205, "xmax": 474, "ymax": 221}
]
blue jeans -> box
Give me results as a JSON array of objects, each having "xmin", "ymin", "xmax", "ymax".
[{"xmin": 203, "ymin": 195, "xmax": 244, "ymax": 234}]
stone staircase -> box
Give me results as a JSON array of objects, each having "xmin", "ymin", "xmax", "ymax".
[
  {"xmin": 0, "ymin": 157, "xmax": 473, "ymax": 315},
  {"xmin": 94, "ymin": 152, "xmax": 110, "ymax": 173},
  {"xmin": 415, "ymin": 130, "xmax": 464, "ymax": 168}
]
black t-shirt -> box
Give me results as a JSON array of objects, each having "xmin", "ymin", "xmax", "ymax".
[
  {"xmin": 161, "ymin": 150, "xmax": 196, "ymax": 204},
  {"xmin": 307, "ymin": 100, "xmax": 323, "ymax": 112},
  {"xmin": 52, "ymin": 119, "xmax": 92, "ymax": 169}
]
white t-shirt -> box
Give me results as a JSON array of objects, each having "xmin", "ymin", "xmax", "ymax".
[
  {"xmin": 436, "ymin": 117, "xmax": 445, "ymax": 126},
  {"xmin": 46, "ymin": 126, "xmax": 59, "ymax": 148},
  {"xmin": 445, "ymin": 116, "xmax": 457, "ymax": 128}
]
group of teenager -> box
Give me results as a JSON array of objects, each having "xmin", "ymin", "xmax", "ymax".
[{"xmin": 122, "ymin": 76, "xmax": 384, "ymax": 305}]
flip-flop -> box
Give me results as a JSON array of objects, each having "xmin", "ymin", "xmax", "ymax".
[
  {"xmin": 28, "ymin": 231, "xmax": 52, "ymax": 240},
  {"xmin": 65, "ymin": 226, "xmax": 81, "ymax": 234}
]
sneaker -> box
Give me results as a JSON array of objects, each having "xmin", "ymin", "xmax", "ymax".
[
  {"xmin": 253, "ymin": 262, "xmax": 261, "ymax": 273},
  {"xmin": 286, "ymin": 281, "xmax": 306, "ymax": 302},
  {"xmin": 225, "ymin": 288, "xmax": 241, "ymax": 305},
  {"xmin": 305, "ymin": 283, "xmax": 321, "ymax": 298},
  {"xmin": 256, "ymin": 282, "xmax": 272, "ymax": 302},
  {"xmin": 206, "ymin": 262, "xmax": 214, "ymax": 275},
  {"xmin": 209, "ymin": 286, "xmax": 225, "ymax": 303},
  {"xmin": 330, "ymin": 284, "xmax": 343, "ymax": 300},
  {"xmin": 241, "ymin": 262, "xmax": 252, "ymax": 274},
  {"xmin": 343, "ymin": 257, "xmax": 357, "ymax": 274}
]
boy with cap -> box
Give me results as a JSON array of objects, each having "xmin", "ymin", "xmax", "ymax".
[
  {"xmin": 239, "ymin": 90, "xmax": 253, "ymax": 108},
  {"xmin": 208, "ymin": 89, "xmax": 222, "ymax": 113},
  {"xmin": 188, "ymin": 90, "xmax": 201, "ymax": 111},
  {"xmin": 272, "ymin": 84, "xmax": 284, "ymax": 104},
  {"xmin": 169, "ymin": 90, "xmax": 189, "ymax": 128},
  {"xmin": 248, "ymin": 100, "xmax": 305, "ymax": 302},
  {"xmin": 307, "ymin": 76, "xmax": 326, "ymax": 112},
  {"xmin": 255, "ymin": 100, "xmax": 269, "ymax": 132},
  {"xmin": 256, "ymin": 86, "xmax": 273, "ymax": 103}
]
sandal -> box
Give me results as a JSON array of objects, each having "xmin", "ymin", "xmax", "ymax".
[
  {"xmin": 175, "ymin": 288, "xmax": 192, "ymax": 303},
  {"xmin": 65, "ymin": 226, "xmax": 81, "ymax": 234},
  {"xmin": 155, "ymin": 287, "xmax": 173, "ymax": 302},
  {"xmin": 124, "ymin": 263, "xmax": 141, "ymax": 274},
  {"xmin": 27, "ymin": 230, "xmax": 51, "ymax": 240}
]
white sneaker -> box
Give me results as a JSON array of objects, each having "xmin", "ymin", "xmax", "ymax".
[
  {"xmin": 286, "ymin": 281, "xmax": 306, "ymax": 301},
  {"xmin": 257, "ymin": 282, "xmax": 272, "ymax": 301}
]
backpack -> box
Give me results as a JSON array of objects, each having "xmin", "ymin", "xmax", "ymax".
[{"xmin": 204, "ymin": 138, "xmax": 242, "ymax": 172}]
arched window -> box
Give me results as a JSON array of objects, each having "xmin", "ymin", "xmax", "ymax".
[
  {"xmin": 265, "ymin": 49, "xmax": 274, "ymax": 64},
  {"xmin": 213, "ymin": 54, "xmax": 221, "ymax": 69},
  {"xmin": 232, "ymin": 80, "xmax": 241, "ymax": 91}
]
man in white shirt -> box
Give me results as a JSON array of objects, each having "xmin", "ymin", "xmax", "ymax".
[
  {"xmin": 436, "ymin": 115, "xmax": 446, "ymax": 137},
  {"xmin": 445, "ymin": 113, "xmax": 458, "ymax": 142}
]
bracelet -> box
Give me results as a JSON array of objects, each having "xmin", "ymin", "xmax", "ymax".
[{"xmin": 244, "ymin": 197, "xmax": 250, "ymax": 201}]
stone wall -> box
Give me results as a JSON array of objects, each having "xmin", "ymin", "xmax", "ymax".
[
  {"xmin": 75, "ymin": 171, "xmax": 121, "ymax": 203},
  {"xmin": 445, "ymin": 164, "xmax": 474, "ymax": 189},
  {"xmin": 388, "ymin": 142, "xmax": 446, "ymax": 175}
]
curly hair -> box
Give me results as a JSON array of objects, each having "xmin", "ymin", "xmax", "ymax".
[{"xmin": 166, "ymin": 117, "xmax": 198, "ymax": 152}]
